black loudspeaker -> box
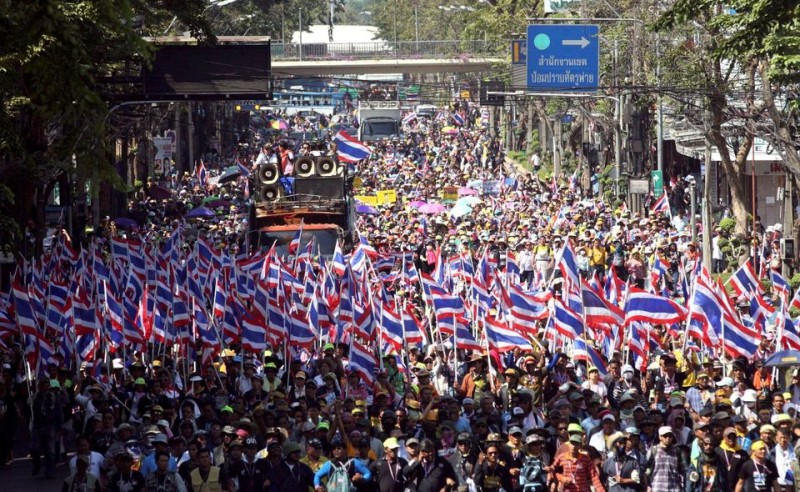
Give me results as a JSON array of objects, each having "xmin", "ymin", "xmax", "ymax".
[
  {"xmin": 257, "ymin": 163, "xmax": 280, "ymax": 185},
  {"xmin": 295, "ymin": 156, "xmax": 316, "ymax": 177},
  {"xmin": 317, "ymin": 156, "xmax": 338, "ymax": 176},
  {"xmin": 294, "ymin": 176, "xmax": 344, "ymax": 200},
  {"xmin": 257, "ymin": 184, "xmax": 284, "ymax": 202}
]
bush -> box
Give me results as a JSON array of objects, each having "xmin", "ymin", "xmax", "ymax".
[
  {"xmin": 719, "ymin": 217, "xmax": 736, "ymax": 234},
  {"xmin": 790, "ymin": 274, "xmax": 800, "ymax": 289}
]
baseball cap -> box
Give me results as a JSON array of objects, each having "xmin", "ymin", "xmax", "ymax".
[
  {"xmin": 567, "ymin": 423, "xmax": 584, "ymax": 434},
  {"xmin": 383, "ymin": 437, "xmax": 400, "ymax": 450},
  {"xmin": 658, "ymin": 426, "xmax": 674, "ymax": 437},
  {"xmin": 716, "ymin": 377, "xmax": 734, "ymax": 388},
  {"xmin": 568, "ymin": 434, "xmax": 582, "ymax": 444},
  {"xmin": 283, "ymin": 442, "xmax": 302, "ymax": 455},
  {"xmin": 525, "ymin": 434, "xmax": 544, "ymax": 445}
]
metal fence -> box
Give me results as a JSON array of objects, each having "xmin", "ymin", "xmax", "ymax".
[{"xmin": 272, "ymin": 40, "xmax": 504, "ymax": 61}]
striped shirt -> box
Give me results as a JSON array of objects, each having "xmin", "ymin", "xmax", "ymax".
[{"xmin": 552, "ymin": 450, "xmax": 606, "ymax": 492}]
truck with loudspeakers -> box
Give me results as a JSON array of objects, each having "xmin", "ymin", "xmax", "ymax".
[{"xmin": 247, "ymin": 154, "xmax": 357, "ymax": 258}]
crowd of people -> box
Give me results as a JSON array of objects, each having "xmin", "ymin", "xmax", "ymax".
[{"xmin": 0, "ymin": 97, "xmax": 797, "ymax": 492}]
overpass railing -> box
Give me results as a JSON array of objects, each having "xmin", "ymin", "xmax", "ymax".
[{"xmin": 272, "ymin": 40, "xmax": 504, "ymax": 61}]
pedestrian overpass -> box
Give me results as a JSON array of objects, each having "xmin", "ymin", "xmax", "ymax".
[{"xmin": 271, "ymin": 40, "xmax": 506, "ymax": 76}]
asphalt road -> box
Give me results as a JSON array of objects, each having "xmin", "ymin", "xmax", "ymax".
[
  {"xmin": 2, "ymin": 431, "xmax": 70, "ymax": 492},
  {"xmin": 2, "ymin": 455, "xmax": 69, "ymax": 492}
]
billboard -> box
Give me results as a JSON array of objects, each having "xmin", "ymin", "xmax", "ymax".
[{"xmin": 142, "ymin": 43, "xmax": 271, "ymax": 100}]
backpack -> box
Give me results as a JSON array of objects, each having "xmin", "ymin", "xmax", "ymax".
[
  {"xmin": 327, "ymin": 461, "xmax": 353, "ymax": 492},
  {"xmin": 519, "ymin": 456, "xmax": 547, "ymax": 492}
]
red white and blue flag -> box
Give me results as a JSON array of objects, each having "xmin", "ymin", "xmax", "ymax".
[
  {"xmin": 650, "ymin": 191, "xmax": 671, "ymax": 217},
  {"xmin": 335, "ymin": 131, "xmax": 372, "ymax": 163},
  {"xmin": 624, "ymin": 288, "xmax": 687, "ymax": 326},
  {"xmin": 573, "ymin": 338, "xmax": 608, "ymax": 376}
]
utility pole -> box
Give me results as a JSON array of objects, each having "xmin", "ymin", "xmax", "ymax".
[
  {"xmin": 614, "ymin": 39, "xmax": 621, "ymax": 198},
  {"xmin": 702, "ymin": 110, "xmax": 712, "ymax": 270},
  {"xmin": 656, "ymin": 35, "xmax": 663, "ymax": 172},
  {"xmin": 690, "ymin": 180, "xmax": 697, "ymax": 244},
  {"xmin": 298, "ymin": 9, "xmax": 303, "ymax": 61}
]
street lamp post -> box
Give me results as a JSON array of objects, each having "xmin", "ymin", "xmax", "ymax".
[{"xmin": 690, "ymin": 179, "xmax": 697, "ymax": 244}]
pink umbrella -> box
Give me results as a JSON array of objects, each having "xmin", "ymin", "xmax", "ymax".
[
  {"xmin": 408, "ymin": 200, "xmax": 427, "ymax": 208},
  {"xmin": 458, "ymin": 187, "xmax": 478, "ymax": 197},
  {"xmin": 419, "ymin": 202, "xmax": 447, "ymax": 214}
]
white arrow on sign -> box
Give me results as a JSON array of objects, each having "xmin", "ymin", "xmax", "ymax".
[{"xmin": 562, "ymin": 37, "xmax": 590, "ymax": 49}]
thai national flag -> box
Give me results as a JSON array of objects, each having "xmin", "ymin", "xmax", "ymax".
[
  {"xmin": 452, "ymin": 112, "xmax": 465, "ymax": 126},
  {"xmin": 402, "ymin": 304, "xmax": 427, "ymax": 345},
  {"xmin": 453, "ymin": 322, "xmax": 482, "ymax": 351},
  {"xmin": 485, "ymin": 314, "xmax": 533, "ymax": 352},
  {"xmin": 688, "ymin": 278, "xmax": 728, "ymax": 348},
  {"xmin": 624, "ymin": 288, "xmax": 687, "ymax": 326},
  {"xmin": 779, "ymin": 305, "xmax": 800, "ymax": 351},
  {"xmin": 357, "ymin": 231, "xmax": 378, "ymax": 260},
  {"xmin": 581, "ymin": 280, "xmax": 625, "ymax": 327},
  {"xmin": 650, "ymin": 191, "xmax": 671, "ymax": 217},
  {"xmin": 381, "ymin": 305, "xmax": 405, "ymax": 351},
  {"xmin": 332, "ymin": 240, "xmax": 346, "ymax": 277},
  {"xmin": 770, "ymin": 270, "xmax": 791, "ymax": 300},
  {"xmin": 288, "ymin": 222, "xmax": 304, "ymax": 256},
  {"xmin": 729, "ymin": 260, "xmax": 763, "ymax": 298},
  {"xmin": 349, "ymin": 341, "xmax": 378, "ymax": 382},
  {"xmin": 236, "ymin": 158, "xmax": 251, "ymax": 176},
  {"xmin": 195, "ymin": 160, "xmax": 208, "ymax": 187},
  {"xmin": 628, "ymin": 323, "xmax": 648, "ymax": 371},
  {"xmin": 750, "ymin": 295, "xmax": 775, "ymax": 334},
  {"xmin": 573, "ymin": 338, "xmax": 608, "ymax": 376},
  {"xmin": 506, "ymin": 283, "xmax": 549, "ymax": 335},
  {"xmin": 234, "ymin": 299, "xmax": 267, "ymax": 353},
  {"xmin": 335, "ymin": 131, "xmax": 372, "ymax": 163},
  {"xmin": 790, "ymin": 287, "xmax": 800, "ymax": 312},
  {"xmin": 104, "ymin": 289, "xmax": 125, "ymax": 351},
  {"xmin": 553, "ymin": 298, "xmax": 584, "ymax": 339},
  {"xmin": 402, "ymin": 111, "xmax": 417, "ymax": 125}
]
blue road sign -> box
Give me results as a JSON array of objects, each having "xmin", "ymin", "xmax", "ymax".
[
  {"xmin": 511, "ymin": 39, "xmax": 526, "ymax": 65},
  {"xmin": 526, "ymin": 24, "xmax": 600, "ymax": 91}
]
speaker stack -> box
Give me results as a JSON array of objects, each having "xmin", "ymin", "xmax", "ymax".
[
  {"xmin": 255, "ymin": 162, "xmax": 284, "ymax": 202},
  {"xmin": 294, "ymin": 155, "xmax": 345, "ymax": 200},
  {"xmin": 254, "ymin": 156, "xmax": 346, "ymax": 203}
]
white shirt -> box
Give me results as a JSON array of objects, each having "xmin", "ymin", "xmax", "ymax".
[
  {"xmin": 775, "ymin": 443, "xmax": 795, "ymax": 485},
  {"xmin": 69, "ymin": 451, "xmax": 105, "ymax": 478}
]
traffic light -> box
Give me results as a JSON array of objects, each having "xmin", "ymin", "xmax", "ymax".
[{"xmin": 480, "ymin": 81, "xmax": 505, "ymax": 107}]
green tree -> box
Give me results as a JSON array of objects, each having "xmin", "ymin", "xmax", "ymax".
[
  {"xmin": 655, "ymin": 0, "xmax": 800, "ymax": 233},
  {"xmin": 0, "ymin": 0, "xmax": 213, "ymax": 256}
]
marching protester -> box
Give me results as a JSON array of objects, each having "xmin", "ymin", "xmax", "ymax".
[{"xmin": 0, "ymin": 99, "xmax": 796, "ymax": 492}]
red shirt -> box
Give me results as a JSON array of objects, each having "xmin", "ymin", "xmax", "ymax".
[{"xmin": 552, "ymin": 450, "xmax": 606, "ymax": 492}]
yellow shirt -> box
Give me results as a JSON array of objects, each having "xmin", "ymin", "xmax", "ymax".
[
  {"xmin": 301, "ymin": 455, "xmax": 329, "ymax": 477},
  {"xmin": 589, "ymin": 247, "xmax": 606, "ymax": 267}
]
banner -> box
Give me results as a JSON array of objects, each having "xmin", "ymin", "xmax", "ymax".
[
  {"xmin": 442, "ymin": 186, "xmax": 459, "ymax": 202},
  {"xmin": 356, "ymin": 189, "xmax": 397, "ymax": 206}
]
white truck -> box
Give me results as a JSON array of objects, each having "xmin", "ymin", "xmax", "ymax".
[{"xmin": 357, "ymin": 101, "xmax": 402, "ymax": 142}]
